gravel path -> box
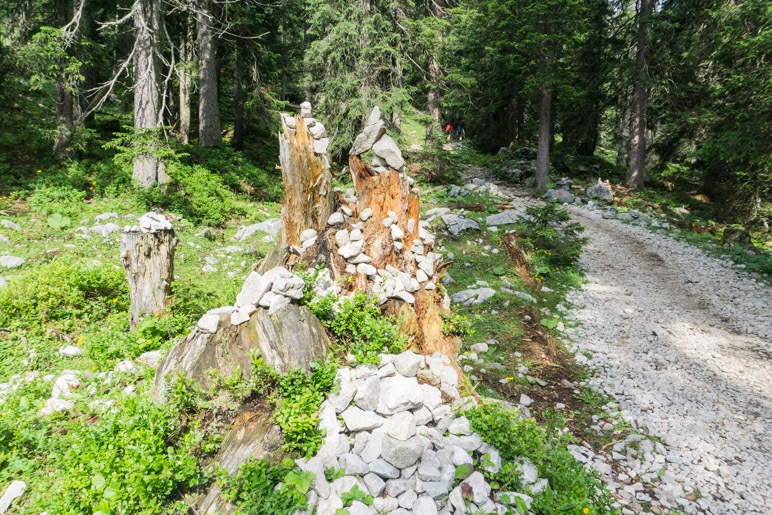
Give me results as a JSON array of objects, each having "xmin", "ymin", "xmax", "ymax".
[
  {"xmin": 457, "ymin": 165, "xmax": 772, "ymax": 514},
  {"xmin": 564, "ymin": 207, "xmax": 772, "ymax": 514}
]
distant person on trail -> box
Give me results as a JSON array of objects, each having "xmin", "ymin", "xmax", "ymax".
[
  {"xmin": 457, "ymin": 123, "xmax": 465, "ymax": 141},
  {"xmin": 445, "ymin": 123, "xmax": 453, "ymax": 141}
]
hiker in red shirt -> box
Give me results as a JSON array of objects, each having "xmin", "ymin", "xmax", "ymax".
[{"xmin": 445, "ymin": 123, "xmax": 453, "ymax": 141}]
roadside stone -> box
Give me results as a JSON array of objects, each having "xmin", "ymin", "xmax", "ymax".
[
  {"xmin": 380, "ymin": 434, "xmax": 428, "ymax": 468},
  {"xmin": 0, "ymin": 256, "xmax": 24, "ymax": 268},
  {"xmin": 341, "ymin": 406, "xmax": 385, "ymax": 432}
]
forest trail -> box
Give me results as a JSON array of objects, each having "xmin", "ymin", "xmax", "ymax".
[
  {"xmin": 564, "ymin": 204, "xmax": 772, "ymax": 513},
  {"xmin": 460, "ymin": 165, "xmax": 772, "ymax": 513}
]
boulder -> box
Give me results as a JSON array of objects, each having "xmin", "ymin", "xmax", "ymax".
[
  {"xmin": 152, "ymin": 304, "xmax": 329, "ymax": 401},
  {"xmin": 586, "ymin": 178, "xmax": 614, "ymax": 201},
  {"xmin": 380, "ymin": 434, "xmax": 428, "ymax": 468},
  {"xmin": 372, "ymin": 134, "xmax": 405, "ymax": 170},
  {"xmin": 441, "ymin": 214, "xmax": 480, "ymax": 236},
  {"xmin": 350, "ymin": 119, "xmax": 387, "ymax": 156},
  {"xmin": 544, "ymin": 189, "xmax": 575, "ymax": 203},
  {"xmin": 484, "ymin": 210, "xmax": 526, "ymax": 227}
]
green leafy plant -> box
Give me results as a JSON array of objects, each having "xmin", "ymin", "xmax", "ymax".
[
  {"xmin": 46, "ymin": 212, "xmax": 72, "ymax": 229},
  {"xmin": 251, "ymin": 358, "xmax": 338, "ymax": 456},
  {"xmin": 465, "ymin": 403, "xmax": 616, "ymax": 514},
  {"xmin": 221, "ymin": 457, "xmax": 310, "ymax": 514},
  {"xmin": 341, "ymin": 484, "xmax": 373, "ymax": 507},
  {"xmin": 442, "ymin": 313, "xmax": 475, "ymax": 338},
  {"xmin": 310, "ymin": 292, "xmax": 408, "ymax": 364}
]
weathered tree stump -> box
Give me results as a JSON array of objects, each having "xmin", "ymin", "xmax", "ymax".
[
  {"xmin": 120, "ymin": 213, "xmax": 177, "ymax": 329},
  {"xmin": 279, "ymin": 113, "xmax": 334, "ymax": 246}
]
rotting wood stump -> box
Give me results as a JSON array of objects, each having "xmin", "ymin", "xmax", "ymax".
[{"xmin": 120, "ymin": 213, "xmax": 177, "ymax": 329}]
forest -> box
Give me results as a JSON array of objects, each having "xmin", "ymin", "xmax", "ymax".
[
  {"xmin": 0, "ymin": 0, "xmax": 769, "ymax": 222},
  {"xmin": 0, "ymin": 0, "xmax": 770, "ymax": 514}
]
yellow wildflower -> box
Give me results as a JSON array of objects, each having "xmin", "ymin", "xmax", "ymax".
[
  {"xmin": 77, "ymin": 335, "xmax": 83, "ymax": 345},
  {"xmin": 505, "ymin": 376, "xmax": 514, "ymax": 381},
  {"xmin": 583, "ymin": 508, "xmax": 590, "ymax": 515},
  {"xmin": 36, "ymin": 169, "xmax": 42, "ymax": 173}
]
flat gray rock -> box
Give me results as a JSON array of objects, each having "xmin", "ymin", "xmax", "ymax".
[
  {"xmin": 341, "ymin": 406, "xmax": 385, "ymax": 432},
  {"xmin": 441, "ymin": 214, "xmax": 480, "ymax": 236},
  {"xmin": 451, "ymin": 288, "xmax": 496, "ymax": 306},
  {"xmin": 232, "ymin": 219, "xmax": 281, "ymax": 242},
  {"xmin": 380, "ymin": 434, "xmax": 428, "ymax": 468},
  {"xmin": 485, "ymin": 210, "xmax": 526, "ymax": 226},
  {"xmin": 0, "ymin": 256, "xmax": 24, "ymax": 268},
  {"xmin": 544, "ymin": 189, "xmax": 575, "ymax": 203},
  {"xmin": 0, "ymin": 220, "xmax": 20, "ymax": 231}
]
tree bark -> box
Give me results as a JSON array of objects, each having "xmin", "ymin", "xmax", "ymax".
[
  {"xmin": 120, "ymin": 226, "xmax": 177, "ymax": 329},
  {"xmin": 197, "ymin": 0, "xmax": 221, "ymax": 146},
  {"xmin": 627, "ymin": 0, "xmax": 652, "ymax": 190},
  {"xmin": 232, "ymin": 39, "xmax": 247, "ymax": 150},
  {"xmin": 534, "ymin": 50, "xmax": 554, "ymax": 190},
  {"xmin": 53, "ymin": 0, "xmax": 81, "ymax": 158},
  {"xmin": 177, "ymin": 12, "xmax": 193, "ymax": 145},
  {"xmin": 427, "ymin": 0, "xmax": 444, "ymax": 124},
  {"xmin": 133, "ymin": 0, "xmax": 167, "ymax": 186},
  {"xmin": 278, "ymin": 115, "xmax": 335, "ymax": 246}
]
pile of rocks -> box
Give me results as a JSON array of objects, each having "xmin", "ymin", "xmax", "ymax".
[
  {"xmin": 297, "ymin": 351, "xmax": 543, "ymax": 515},
  {"xmin": 283, "ymin": 102, "xmax": 330, "ymax": 159},
  {"xmin": 349, "ymin": 107, "xmax": 405, "ymax": 173},
  {"xmin": 287, "ymin": 107, "xmax": 442, "ymax": 306},
  {"xmin": 193, "ymin": 265, "xmax": 308, "ymax": 328}
]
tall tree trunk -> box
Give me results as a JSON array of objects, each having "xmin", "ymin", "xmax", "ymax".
[
  {"xmin": 534, "ymin": 49, "xmax": 554, "ymax": 190},
  {"xmin": 627, "ymin": 0, "xmax": 652, "ymax": 190},
  {"xmin": 133, "ymin": 0, "xmax": 167, "ymax": 186},
  {"xmin": 427, "ymin": 0, "xmax": 444, "ymax": 124},
  {"xmin": 196, "ymin": 0, "xmax": 221, "ymax": 146},
  {"xmin": 177, "ymin": 12, "xmax": 193, "ymax": 145},
  {"xmin": 53, "ymin": 0, "xmax": 80, "ymax": 158},
  {"xmin": 232, "ymin": 39, "xmax": 247, "ymax": 150}
]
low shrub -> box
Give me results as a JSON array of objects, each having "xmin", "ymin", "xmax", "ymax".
[
  {"xmin": 520, "ymin": 203, "xmax": 588, "ymax": 266},
  {"xmin": 221, "ymin": 457, "xmax": 312, "ymax": 514},
  {"xmin": 466, "ymin": 403, "xmax": 617, "ymax": 514},
  {"xmin": 310, "ymin": 292, "xmax": 408, "ymax": 365}
]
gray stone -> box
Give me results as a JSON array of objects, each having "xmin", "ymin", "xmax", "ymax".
[
  {"xmin": 413, "ymin": 495, "xmax": 439, "ymax": 515},
  {"xmin": 363, "ymin": 473, "xmax": 386, "ymax": 497},
  {"xmin": 354, "ymin": 376, "xmax": 380, "ymax": 411},
  {"xmin": 314, "ymin": 138, "xmax": 330, "ymax": 155},
  {"xmin": 197, "ymin": 314, "xmax": 221, "ymax": 333},
  {"xmin": 448, "ymin": 416, "xmax": 472, "ymax": 436},
  {"xmin": 377, "ymin": 375, "xmax": 424, "ymax": 414},
  {"xmin": 451, "ymin": 288, "xmax": 496, "ymax": 306},
  {"xmin": 373, "ymin": 496, "xmax": 399, "ymax": 513},
  {"xmin": 518, "ymin": 458, "xmax": 539, "ymax": 484},
  {"xmin": 271, "ymin": 270, "xmax": 305, "ymax": 300},
  {"xmin": 0, "ymin": 480, "xmax": 26, "ymax": 513},
  {"xmin": 398, "ymin": 489, "xmax": 418, "ymax": 509},
  {"xmin": 372, "ymin": 134, "xmax": 405, "ymax": 170},
  {"xmin": 452, "ymin": 445, "xmax": 473, "ymax": 466},
  {"xmin": 519, "ymin": 393, "xmax": 533, "ymax": 407},
  {"xmin": 357, "ymin": 263, "xmax": 377, "ymax": 276},
  {"xmin": 485, "ymin": 210, "xmax": 526, "ymax": 226},
  {"xmin": 470, "ymin": 342, "xmax": 489, "ymax": 353},
  {"xmin": 309, "ymin": 122, "xmax": 327, "ymax": 139},
  {"xmin": 300, "ymin": 228, "xmax": 318, "ymax": 243},
  {"xmin": 370, "ymin": 458, "xmax": 400, "ymax": 479},
  {"xmin": 235, "ymin": 271, "xmax": 274, "ymax": 307},
  {"xmin": 350, "ymin": 119, "xmax": 387, "ymax": 156},
  {"xmin": 340, "ymin": 453, "xmax": 370, "ymax": 475},
  {"xmin": 0, "ymin": 220, "xmax": 20, "ymax": 231},
  {"xmin": 380, "ymin": 434, "xmax": 428, "ymax": 468},
  {"xmin": 360, "ymin": 431, "xmax": 384, "ymax": 463},
  {"xmin": 152, "ymin": 304, "xmax": 329, "ymax": 401},
  {"xmin": 300, "ymin": 101, "xmax": 312, "ymax": 117},
  {"xmin": 514, "ymin": 291, "xmax": 537, "ymax": 304},
  {"xmin": 544, "ymin": 189, "xmax": 575, "ymax": 203},
  {"xmin": 441, "ymin": 214, "xmax": 480, "ymax": 236},
  {"xmin": 325, "ymin": 213, "xmax": 344, "ymax": 229},
  {"xmin": 393, "ymin": 351, "xmax": 424, "ymax": 377},
  {"xmin": 382, "ymin": 411, "xmax": 416, "ymax": 441},
  {"xmin": 586, "ymin": 179, "xmax": 614, "ymax": 201},
  {"xmin": 0, "ymin": 276, "xmax": 6, "ymax": 288},
  {"xmin": 339, "ymin": 240, "xmax": 365, "ymax": 259},
  {"xmin": 0, "ymin": 256, "xmax": 24, "ymax": 268},
  {"xmin": 341, "ymin": 406, "xmax": 385, "ymax": 432},
  {"xmin": 57, "ymin": 345, "xmax": 83, "ymax": 357},
  {"xmin": 385, "ymin": 478, "xmax": 411, "ymax": 497},
  {"xmin": 233, "ymin": 219, "xmax": 281, "ymax": 241},
  {"xmin": 138, "ymin": 212, "xmax": 172, "ymax": 233},
  {"xmin": 461, "ymin": 471, "xmax": 491, "ymax": 504}
]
